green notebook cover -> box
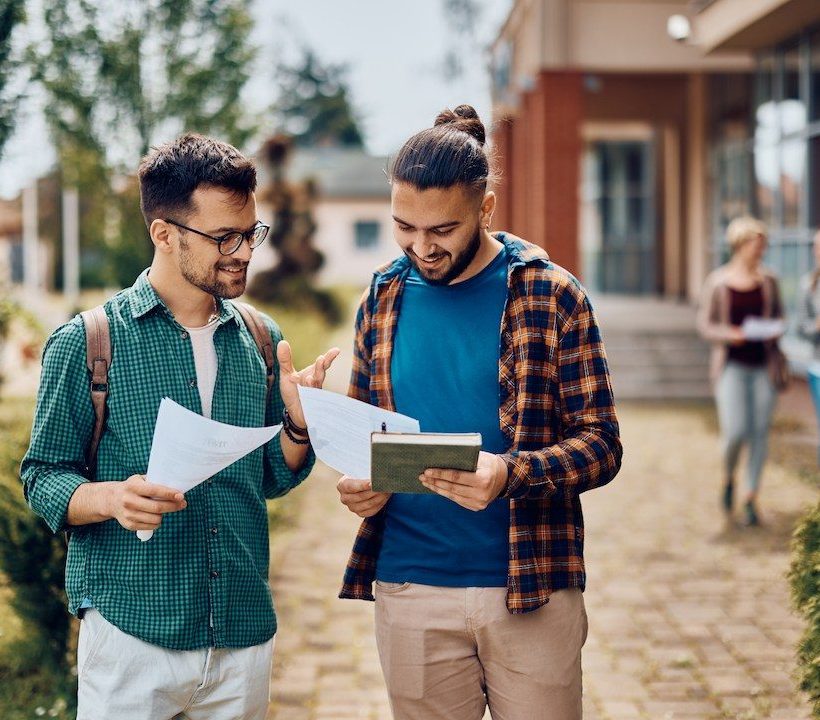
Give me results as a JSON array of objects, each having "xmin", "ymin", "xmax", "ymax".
[{"xmin": 370, "ymin": 432, "xmax": 482, "ymax": 494}]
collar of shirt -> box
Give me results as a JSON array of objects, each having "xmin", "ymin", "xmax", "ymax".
[{"xmin": 127, "ymin": 269, "xmax": 242, "ymax": 328}]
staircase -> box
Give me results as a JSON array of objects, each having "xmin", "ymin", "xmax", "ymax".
[{"xmin": 591, "ymin": 294, "xmax": 712, "ymax": 401}]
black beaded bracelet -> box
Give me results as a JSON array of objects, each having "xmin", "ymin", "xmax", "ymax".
[
  {"xmin": 283, "ymin": 421, "xmax": 310, "ymax": 445},
  {"xmin": 282, "ymin": 409, "xmax": 310, "ymax": 442}
]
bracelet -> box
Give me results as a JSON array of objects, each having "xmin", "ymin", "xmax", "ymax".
[
  {"xmin": 283, "ymin": 421, "xmax": 311, "ymax": 445},
  {"xmin": 283, "ymin": 409, "xmax": 310, "ymax": 441}
]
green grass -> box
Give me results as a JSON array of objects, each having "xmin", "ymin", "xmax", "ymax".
[{"xmin": 252, "ymin": 285, "xmax": 361, "ymax": 369}]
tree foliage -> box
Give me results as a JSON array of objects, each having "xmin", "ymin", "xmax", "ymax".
[
  {"xmin": 790, "ymin": 500, "xmax": 820, "ymax": 717},
  {"xmin": 32, "ymin": 0, "xmax": 258, "ymax": 167},
  {"xmin": 441, "ymin": 0, "xmax": 484, "ymax": 81},
  {"xmin": 29, "ymin": 0, "xmax": 259, "ymax": 286},
  {"xmin": 273, "ymin": 49, "xmax": 364, "ymax": 148},
  {"xmin": 0, "ymin": 0, "xmax": 26, "ymax": 159},
  {"xmin": 246, "ymin": 135, "xmax": 341, "ymax": 324}
]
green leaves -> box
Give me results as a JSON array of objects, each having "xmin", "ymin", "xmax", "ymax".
[
  {"xmin": 29, "ymin": 0, "xmax": 259, "ymax": 287},
  {"xmin": 34, "ymin": 0, "xmax": 258, "ymax": 167},
  {"xmin": 0, "ymin": 0, "xmax": 27, "ymax": 159},
  {"xmin": 273, "ymin": 49, "xmax": 364, "ymax": 149},
  {"xmin": 790, "ymin": 501, "xmax": 820, "ymax": 716}
]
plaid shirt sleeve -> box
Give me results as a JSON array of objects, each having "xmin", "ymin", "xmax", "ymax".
[
  {"xmin": 339, "ymin": 282, "xmax": 384, "ymax": 601},
  {"xmin": 20, "ymin": 319, "xmax": 93, "ymax": 533},
  {"xmin": 260, "ymin": 314, "xmax": 315, "ymax": 499},
  {"xmin": 349, "ymin": 284, "xmax": 373, "ymax": 404},
  {"xmin": 501, "ymin": 283, "xmax": 622, "ymax": 500}
]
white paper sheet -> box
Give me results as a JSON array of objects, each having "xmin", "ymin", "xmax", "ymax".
[
  {"xmin": 138, "ymin": 397, "xmax": 281, "ymax": 541},
  {"xmin": 741, "ymin": 316, "xmax": 785, "ymax": 341},
  {"xmin": 297, "ymin": 386, "xmax": 420, "ymax": 478}
]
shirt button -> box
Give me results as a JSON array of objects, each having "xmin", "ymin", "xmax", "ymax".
[
  {"xmin": 210, "ymin": 527, "xmax": 218, "ymax": 535},
  {"xmin": 180, "ymin": 331, "xmax": 188, "ymax": 340},
  {"xmin": 189, "ymin": 379, "xmax": 197, "ymax": 389},
  {"xmin": 210, "ymin": 570, "xmax": 219, "ymax": 579}
]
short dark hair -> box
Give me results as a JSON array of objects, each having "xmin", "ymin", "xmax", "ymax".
[
  {"xmin": 389, "ymin": 104, "xmax": 493, "ymax": 195},
  {"xmin": 138, "ymin": 133, "xmax": 257, "ymax": 227}
]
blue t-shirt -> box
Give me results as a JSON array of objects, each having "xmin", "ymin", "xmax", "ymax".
[{"xmin": 376, "ymin": 246, "xmax": 511, "ymax": 587}]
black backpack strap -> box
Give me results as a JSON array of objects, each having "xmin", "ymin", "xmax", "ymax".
[
  {"xmin": 80, "ymin": 305, "xmax": 111, "ymax": 476},
  {"xmin": 234, "ymin": 301, "xmax": 275, "ymax": 394}
]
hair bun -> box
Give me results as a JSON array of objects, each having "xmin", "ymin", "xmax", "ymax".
[{"xmin": 433, "ymin": 104, "xmax": 486, "ymax": 146}]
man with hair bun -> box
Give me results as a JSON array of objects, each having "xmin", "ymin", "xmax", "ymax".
[{"xmin": 337, "ymin": 105, "xmax": 622, "ymax": 719}]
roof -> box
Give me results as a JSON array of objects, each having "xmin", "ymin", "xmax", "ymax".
[{"xmin": 257, "ymin": 147, "xmax": 391, "ymax": 200}]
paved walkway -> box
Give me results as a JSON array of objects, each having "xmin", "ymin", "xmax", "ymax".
[{"xmin": 266, "ymin": 386, "xmax": 818, "ymax": 719}]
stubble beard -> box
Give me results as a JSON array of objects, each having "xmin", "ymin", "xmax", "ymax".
[
  {"xmin": 408, "ymin": 226, "xmax": 482, "ymax": 286},
  {"xmin": 178, "ymin": 235, "xmax": 247, "ymax": 299}
]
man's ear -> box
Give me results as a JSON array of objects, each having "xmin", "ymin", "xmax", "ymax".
[
  {"xmin": 480, "ymin": 191, "xmax": 496, "ymax": 230},
  {"xmin": 150, "ymin": 219, "xmax": 174, "ymax": 254}
]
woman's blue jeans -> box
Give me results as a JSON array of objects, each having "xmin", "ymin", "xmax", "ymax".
[
  {"xmin": 807, "ymin": 362, "xmax": 820, "ymax": 463},
  {"xmin": 715, "ymin": 361, "xmax": 776, "ymax": 494}
]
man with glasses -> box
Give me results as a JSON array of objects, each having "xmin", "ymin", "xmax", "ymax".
[{"xmin": 21, "ymin": 133, "xmax": 338, "ymax": 719}]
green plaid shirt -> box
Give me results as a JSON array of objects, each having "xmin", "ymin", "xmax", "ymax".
[{"xmin": 21, "ymin": 270, "xmax": 314, "ymax": 650}]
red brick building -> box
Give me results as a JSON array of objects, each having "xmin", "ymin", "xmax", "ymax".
[{"xmin": 490, "ymin": 0, "xmax": 820, "ymax": 324}]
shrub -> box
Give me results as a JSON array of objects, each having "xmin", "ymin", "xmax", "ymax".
[
  {"xmin": 789, "ymin": 500, "xmax": 820, "ymax": 717},
  {"xmin": 0, "ymin": 398, "xmax": 71, "ymax": 673}
]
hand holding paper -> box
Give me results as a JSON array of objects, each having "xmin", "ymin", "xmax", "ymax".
[
  {"xmin": 137, "ymin": 398, "xmax": 282, "ymax": 541},
  {"xmin": 741, "ymin": 316, "xmax": 785, "ymax": 342},
  {"xmin": 296, "ymin": 386, "xmax": 420, "ymax": 477}
]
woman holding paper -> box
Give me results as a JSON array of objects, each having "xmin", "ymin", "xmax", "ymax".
[
  {"xmin": 697, "ymin": 216, "xmax": 786, "ymax": 526},
  {"xmin": 797, "ymin": 230, "xmax": 820, "ymax": 464}
]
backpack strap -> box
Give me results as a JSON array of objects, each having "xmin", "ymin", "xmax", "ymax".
[
  {"xmin": 80, "ymin": 305, "xmax": 111, "ymax": 475},
  {"xmin": 233, "ymin": 301, "xmax": 275, "ymax": 394}
]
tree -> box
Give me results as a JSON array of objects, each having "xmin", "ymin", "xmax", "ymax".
[
  {"xmin": 0, "ymin": 0, "xmax": 26, "ymax": 159},
  {"xmin": 246, "ymin": 135, "xmax": 341, "ymax": 324},
  {"xmin": 441, "ymin": 0, "xmax": 484, "ymax": 80},
  {"xmin": 29, "ymin": 0, "xmax": 260, "ymax": 286},
  {"xmin": 33, "ymin": 0, "xmax": 258, "ymax": 166},
  {"xmin": 273, "ymin": 49, "xmax": 364, "ymax": 148}
]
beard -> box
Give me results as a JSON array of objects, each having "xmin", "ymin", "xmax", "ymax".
[
  {"xmin": 406, "ymin": 226, "xmax": 482, "ymax": 286},
  {"xmin": 178, "ymin": 235, "xmax": 248, "ymax": 298}
]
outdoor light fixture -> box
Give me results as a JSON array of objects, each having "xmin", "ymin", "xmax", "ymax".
[{"xmin": 667, "ymin": 14, "xmax": 691, "ymax": 43}]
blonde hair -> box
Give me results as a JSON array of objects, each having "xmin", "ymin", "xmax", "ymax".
[{"xmin": 726, "ymin": 216, "xmax": 767, "ymax": 254}]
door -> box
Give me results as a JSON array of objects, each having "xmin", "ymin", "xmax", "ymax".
[{"xmin": 581, "ymin": 141, "xmax": 657, "ymax": 294}]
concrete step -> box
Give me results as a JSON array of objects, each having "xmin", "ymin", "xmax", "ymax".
[
  {"xmin": 610, "ymin": 365, "xmax": 710, "ymax": 383},
  {"xmin": 612, "ymin": 380, "xmax": 713, "ymax": 401}
]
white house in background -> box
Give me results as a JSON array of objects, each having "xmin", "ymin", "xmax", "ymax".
[{"xmin": 252, "ymin": 147, "xmax": 396, "ymax": 288}]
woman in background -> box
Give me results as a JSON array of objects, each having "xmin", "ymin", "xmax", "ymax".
[
  {"xmin": 697, "ymin": 216, "xmax": 785, "ymax": 526},
  {"xmin": 797, "ymin": 230, "xmax": 820, "ymax": 465}
]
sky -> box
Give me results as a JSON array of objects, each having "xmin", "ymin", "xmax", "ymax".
[{"xmin": 0, "ymin": 0, "xmax": 513, "ymax": 199}]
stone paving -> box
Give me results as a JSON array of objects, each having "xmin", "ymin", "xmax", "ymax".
[{"xmin": 266, "ymin": 396, "xmax": 818, "ymax": 720}]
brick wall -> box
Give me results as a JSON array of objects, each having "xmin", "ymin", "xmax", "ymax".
[{"xmin": 491, "ymin": 71, "xmax": 583, "ymax": 277}]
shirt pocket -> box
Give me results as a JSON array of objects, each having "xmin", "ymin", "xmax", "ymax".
[{"xmin": 230, "ymin": 380, "xmax": 270, "ymax": 428}]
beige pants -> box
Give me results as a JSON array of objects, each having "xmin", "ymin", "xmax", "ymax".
[
  {"xmin": 375, "ymin": 583, "xmax": 587, "ymax": 720},
  {"xmin": 76, "ymin": 609, "xmax": 274, "ymax": 720}
]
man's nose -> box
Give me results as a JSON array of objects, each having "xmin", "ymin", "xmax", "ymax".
[
  {"xmin": 233, "ymin": 236, "xmax": 254, "ymax": 262},
  {"xmin": 411, "ymin": 234, "xmax": 437, "ymax": 258}
]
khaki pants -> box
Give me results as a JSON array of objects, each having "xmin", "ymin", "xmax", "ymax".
[
  {"xmin": 77, "ymin": 609, "xmax": 274, "ymax": 720},
  {"xmin": 375, "ymin": 584, "xmax": 587, "ymax": 720}
]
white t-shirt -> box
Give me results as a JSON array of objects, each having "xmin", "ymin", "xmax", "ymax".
[{"xmin": 183, "ymin": 319, "xmax": 219, "ymax": 419}]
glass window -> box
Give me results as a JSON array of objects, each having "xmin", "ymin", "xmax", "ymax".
[
  {"xmin": 755, "ymin": 53, "xmax": 776, "ymax": 130},
  {"xmin": 809, "ymin": 135, "xmax": 820, "ymax": 228},
  {"xmin": 781, "ymin": 137, "xmax": 806, "ymax": 228},
  {"xmin": 715, "ymin": 143, "xmax": 753, "ymax": 230},
  {"xmin": 753, "ymin": 143, "xmax": 778, "ymax": 227},
  {"xmin": 781, "ymin": 44, "xmax": 807, "ymax": 143},
  {"xmin": 811, "ymin": 30, "xmax": 820, "ymax": 122},
  {"xmin": 354, "ymin": 221, "xmax": 380, "ymax": 250}
]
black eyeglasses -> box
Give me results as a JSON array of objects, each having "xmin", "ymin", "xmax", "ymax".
[{"xmin": 164, "ymin": 219, "xmax": 270, "ymax": 256}]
